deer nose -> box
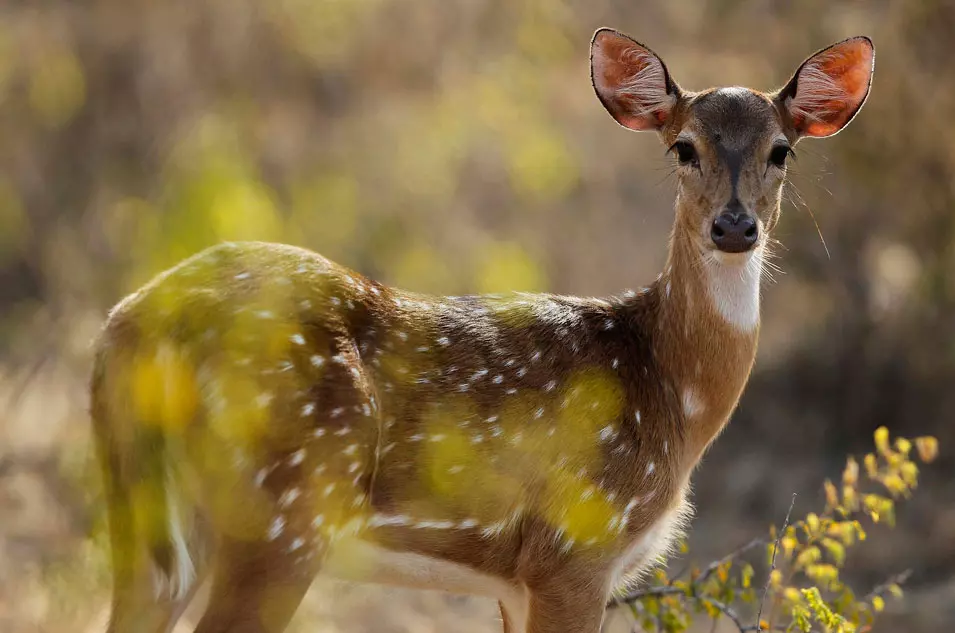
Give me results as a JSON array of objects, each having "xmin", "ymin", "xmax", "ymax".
[{"xmin": 711, "ymin": 211, "xmax": 758, "ymax": 253}]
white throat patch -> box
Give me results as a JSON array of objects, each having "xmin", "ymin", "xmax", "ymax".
[{"xmin": 704, "ymin": 247, "xmax": 763, "ymax": 331}]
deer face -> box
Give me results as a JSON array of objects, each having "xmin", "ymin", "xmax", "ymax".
[{"xmin": 590, "ymin": 29, "xmax": 874, "ymax": 260}]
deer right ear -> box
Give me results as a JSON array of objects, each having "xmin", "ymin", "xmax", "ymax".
[
  {"xmin": 590, "ymin": 29, "xmax": 680, "ymax": 132},
  {"xmin": 775, "ymin": 36, "xmax": 875, "ymax": 139}
]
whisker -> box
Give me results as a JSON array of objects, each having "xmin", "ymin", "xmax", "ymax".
[
  {"xmin": 653, "ymin": 166, "xmax": 679, "ymax": 187},
  {"xmin": 785, "ymin": 182, "xmax": 830, "ymax": 260}
]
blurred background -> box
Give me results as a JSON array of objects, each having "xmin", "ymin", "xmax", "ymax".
[{"xmin": 1, "ymin": 0, "xmax": 953, "ymax": 631}]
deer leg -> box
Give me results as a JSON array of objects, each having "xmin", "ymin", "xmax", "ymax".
[
  {"xmin": 500, "ymin": 598, "xmax": 528, "ymax": 633},
  {"xmin": 524, "ymin": 581, "xmax": 608, "ymax": 633},
  {"xmin": 192, "ymin": 538, "xmax": 318, "ymax": 633},
  {"xmin": 107, "ymin": 566, "xmax": 202, "ymax": 633}
]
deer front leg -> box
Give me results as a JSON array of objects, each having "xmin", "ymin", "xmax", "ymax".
[
  {"xmin": 193, "ymin": 537, "xmax": 318, "ymax": 633},
  {"xmin": 524, "ymin": 578, "xmax": 609, "ymax": 633},
  {"xmin": 500, "ymin": 596, "xmax": 529, "ymax": 633}
]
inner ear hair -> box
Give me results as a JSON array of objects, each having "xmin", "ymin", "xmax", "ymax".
[
  {"xmin": 590, "ymin": 29, "xmax": 681, "ymax": 132},
  {"xmin": 776, "ymin": 36, "xmax": 874, "ymax": 139}
]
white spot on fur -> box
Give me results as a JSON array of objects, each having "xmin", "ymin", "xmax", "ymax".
[
  {"xmin": 267, "ymin": 516, "xmax": 286, "ymax": 541},
  {"xmin": 682, "ymin": 387, "xmax": 705, "ymax": 418},
  {"xmin": 368, "ymin": 514, "xmax": 411, "ymax": 527},
  {"xmin": 414, "ymin": 520, "xmax": 455, "ymax": 529},
  {"xmin": 280, "ymin": 488, "xmax": 301, "ymax": 507},
  {"xmin": 163, "ymin": 475, "xmax": 195, "ymax": 600}
]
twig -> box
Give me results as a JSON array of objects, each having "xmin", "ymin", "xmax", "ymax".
[
  {"xmin": 863, "ymin": 569, "xmax": 913, "ymax": 603},
  {"xmin": 607, "ymin": 585, "xmax": 684, "ymax": 608},
  {"xmin": 754, "ymin": 493, "xmax": 797, "ymax": 631},
  {"xmin": 692, "ymin": 595, "xmax": 792, "ymax": 633},
  {"xmin": 698, "ymin": 596, "xmax": 746, "ymax": 630},
  {"xmin": 695, "ymin": 536, "xmax": 768, "ymax": 585}
]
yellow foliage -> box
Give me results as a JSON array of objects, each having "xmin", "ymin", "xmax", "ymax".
[
  {"xmin": 558, "ymin": 367, "xmax": 624, "ymax": 433},
  {"xmin": 842, "ymin": 456, "xmax": 859, "ymax": 486},
  {"xmin": 208, "ymin": 179, "xmax": 283, "ymax": 243},
  {"xmin": 0, "ymin": 177, "xmax": 28, "ymax": 266},
  {"xmin": 805, "ymin": 563, "xmax": 839, "ymax": 588},
  {"xmin": 541, "ymin": 468, "xmax": 619, "ymax": 545},
  {"xmin": 874, "ymin": 426, "xmax": 890, "ymax": 455},
  {"xmin": 894, "ymin": 437, "xmax": 912, "ymax": 456},
  {"xmin": 29, "ymin": 47, "xmax": 86, "ymax": 128},
  {"xmin": 288, "ymin": 171, "xmax": 359, "ymax": 253},
  {"xmin": 794, "ymin": 546, "xmax": 821, "ymax": 570},
  {"xmin": 821, "ymin": 537, "xmax": 846, "ymax": 566},
  {"xmin": 475, "ymin": 242, "xmax": 547, "ymax": 293},
  {"xmin": 741, "ymin": 563, "xmax": 754, "ymax": 588},
  {"xmin": 131, "ymin": 345, "xmax": 198, "ymax": 434},
  {"xmin": 781, "ymin": 535, "xmax": 798, "ymax": 558},
  {"xmin": 915, "ymin": 436, "xmax": 939, "ymax": 462},
  {"xmin": 824, "ymin": 479, "xmax": 840, "ymax": 509},
  {"xmin": 265, "ymin": 0, "xmax": 385, "ymax": 65},
  {"xmin": 505, "ymin": 123, "xmax": 579, "ymax": 203},
  {"xmin": 769, "ymin": 569, "xmax": 782, "ymax": 588},
  {"xmin": 388, "ymin": 243, "xmax": 460, "ymax": 295}
]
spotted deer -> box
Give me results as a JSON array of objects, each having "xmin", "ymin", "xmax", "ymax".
[{"xmin": 91, "ymin": 28, "xmax": 874, "ymax": 633}]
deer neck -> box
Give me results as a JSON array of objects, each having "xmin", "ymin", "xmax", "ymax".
[{"xmin": 650, "ymin": 208, "xmax": 763, "ymax": 468}]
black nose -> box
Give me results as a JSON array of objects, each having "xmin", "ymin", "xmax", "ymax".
[{"xmin": 711, "ymin": 212, "xmax": 759, "ymax": 253}]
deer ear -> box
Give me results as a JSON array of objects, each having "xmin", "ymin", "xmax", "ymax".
[
  {"xmin": 776, "ymin": 36, "xmax": 875, "ymax": 139},
  {"xmin": 590, "ymin": 29, "xmax": 680, "ymax": 132}
]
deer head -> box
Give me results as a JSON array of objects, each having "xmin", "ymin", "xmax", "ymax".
[{"xmin": 591, "ymin": 29, "xmax": 874, "ymax": 261}]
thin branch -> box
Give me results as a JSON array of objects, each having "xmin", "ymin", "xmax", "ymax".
[
  {"xmin": 692, "ymin": 595, "xmax": 792, "ymax": 633},
  {"xmin": 863, "ymin": 569, "xmax": 913, "ymax": 603},
  {"xmin": 695, "ymin": 536, "xmax": 768, "ymax": 585},
  {"xmin": 698, "ymin": 596, "xmax": 746, "ymax": 631},
  {"xmin": 754, "ymin": 493, "xmax": 797, "ymax": 631},
  {"xmin": 607, "ymin": 585, "xmax": 684, "ymax": 608}
]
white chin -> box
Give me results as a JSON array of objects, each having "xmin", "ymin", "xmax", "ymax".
[{"xmin": 711, "ymin": 245, "xmax": 761, "ymax": 266}]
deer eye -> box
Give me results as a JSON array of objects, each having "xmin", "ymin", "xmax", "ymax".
[
  {"xmin": 769, "ymin": 144, "xmax": 793, "ymax": 167},
  {"xmin": 670, "ymin": 141, "xmax": 699, "ymax": 167}
]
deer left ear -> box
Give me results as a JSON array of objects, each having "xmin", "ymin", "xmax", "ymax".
[
  {"xmin": 776, "ymin": 36, "xmax": 875, "ymax": 139},
  {"xmin": 590, "ymin": 29, "xmax": 681, "ymax": 132}
]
